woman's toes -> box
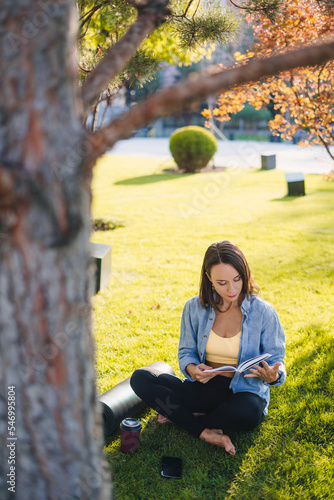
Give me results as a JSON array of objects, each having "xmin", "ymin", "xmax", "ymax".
[
  {"xmin": 200, "ymin": 429, "xmax": 236, "ymax": 454},
  {"xmin": 222, "ymin": 435, "xmax": 236, "ymax": 455},
  {"xmin": 157, "ymin": 414, "xmax": 172, "ymax": 424}
]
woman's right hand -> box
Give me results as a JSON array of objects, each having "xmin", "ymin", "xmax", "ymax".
[{"xmin": 186, "ymin": 363, "xmax": 218, "ymax": 383}]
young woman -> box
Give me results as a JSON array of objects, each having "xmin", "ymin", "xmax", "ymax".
[{"xmin": 130, "ymin": 241, "xmax": 286, "ymax": 454}]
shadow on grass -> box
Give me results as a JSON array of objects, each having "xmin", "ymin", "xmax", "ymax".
[
  {"xmin": 103, "ymin": 324, "xmax": 334, "ymax": 499},
  {"xmin": 226, "ymin": 323, "xmax": 334, "ymax": 499},
  {"xmin": 115, "ymin": 173, "xmax": 192, "ymax": 185},
  {"xmin": 271, "ymin": 194, "xmax": 302, "ymax": 202},
  {"xmin": 251, "ymin": 168, "xmax": 278, "ymax": 173},
  {"xmin": 272, "ymin": 323, "xmax": 334, "ymax": 444}
]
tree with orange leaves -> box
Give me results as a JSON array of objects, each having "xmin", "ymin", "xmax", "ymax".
[{"xmin": 207, "ymin": 0, "xmax": 334, "ymax": 164}]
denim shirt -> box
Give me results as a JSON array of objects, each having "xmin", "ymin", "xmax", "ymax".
[{"xmin": 178, "ymin": 294, "xmax": 286, "ymax": 415}]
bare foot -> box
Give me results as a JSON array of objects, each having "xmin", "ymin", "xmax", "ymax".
[
  {"xmin": 200, "ymin": 428, "xmax": 236, "ymax": 455},
  {"xmin": 157, "ymin": 414, "xmax": 172, "ymax": 424},
  {"xmin": 158, "ymin": 412, "xmax": 206, "ymax": 424}
]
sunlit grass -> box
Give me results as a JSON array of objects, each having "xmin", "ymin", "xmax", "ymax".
[{"xmin": 92, "ymin": 154, "xmax": 334, "ymax": 499}]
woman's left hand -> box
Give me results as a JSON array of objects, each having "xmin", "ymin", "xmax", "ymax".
[{"xmin": 244, "ymin": 361, "xmax": 281, "ymax": 384}]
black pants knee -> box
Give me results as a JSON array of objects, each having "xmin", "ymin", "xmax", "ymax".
[
  {"xmin": 130, "ymin": 369, "xmax": 265, "ymax": 438},
  {"xmin": 198, "ymin": 390, "xmax": 265, "ymax": 431}
]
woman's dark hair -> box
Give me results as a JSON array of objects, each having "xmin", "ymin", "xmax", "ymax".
[{"xmin": 199, "ymin": 241, "xmax": 259, "ymax": 311}]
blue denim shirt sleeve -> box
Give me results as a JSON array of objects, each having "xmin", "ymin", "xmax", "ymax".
[
  {"xmin": 260, "ymin": 304, "xmax": 286, "ymax": 386},
  {"xmin": 178, "ymin": 299, "xmax": 202, "ymax": 380}
]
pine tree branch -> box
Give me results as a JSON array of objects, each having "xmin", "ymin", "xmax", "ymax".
[
  {"xmin": 81, "ymin": 0, "xmax": 171, "ymax": 118},
  {"xmin": 192, "ymin": 0, "xmax": 201, "ymax": 19},
  {"xmin": 184, "ymin": 0, "xmax": 195, "ymax": 18},
  {"xmin": 79, "ymin": 1, "xmax": 110, "ymax": 31},
  {"xmin": 88, "ymin": 39, "xmax": 334, "ymax": 160},
  {"xmin": 173, "ymin": 0, "xmax": 195, "ymax": 19},
  {"xmin": 229, "ymin": 0, "xmax": 283, "ymax": 21}
]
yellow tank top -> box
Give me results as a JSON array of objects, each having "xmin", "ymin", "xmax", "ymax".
[{"xmin": 205, "ymin": 330, "xmax": 241, "ymax": 365}]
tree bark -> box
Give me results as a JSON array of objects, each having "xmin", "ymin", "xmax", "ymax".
[{"xmin": 0, "ymin": 1, "xmax": 112, "ymax": 498}]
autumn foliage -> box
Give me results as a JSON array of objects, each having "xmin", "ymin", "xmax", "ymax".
[{"xmin": 205, "ymin": 0, "xmax": 334, "ymax": 163}]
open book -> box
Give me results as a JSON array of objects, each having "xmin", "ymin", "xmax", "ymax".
[{"xmin": 203, "ymin": 353, "xmax": 272, "ymax": 373}]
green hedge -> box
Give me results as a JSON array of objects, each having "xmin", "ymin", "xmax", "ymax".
[{"xmin": 169, "ymin": 126, "xmax": 217, "ymax": 172}]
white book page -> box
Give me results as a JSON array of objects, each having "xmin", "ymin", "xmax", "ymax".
[
  {"xmin": 203, "ymin": 365, "xmax": 237, "ymax": 373},
  {"xmin": 237, "ymin": 353, "xmax": 271, "ymax": 373},
  {"xmin": 203, "ymin": 353, "xmax": 272, "ymax": 373}
]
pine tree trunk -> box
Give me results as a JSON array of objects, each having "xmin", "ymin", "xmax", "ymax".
[{"xmin": 0, "ymin": 1, "xmax": 112, "ymax": 498}]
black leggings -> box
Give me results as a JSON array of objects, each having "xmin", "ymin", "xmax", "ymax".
[{"xmin": 130, "ymin": 369, "xmax": 266, "ymax": 438}]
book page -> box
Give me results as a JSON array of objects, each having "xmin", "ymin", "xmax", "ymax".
[
  {"xmin": 203, "ymin": 365, "xmax": 237, "ymax": 373},
  {"xmin": 237, "ymin": 353, "xmax": 271, "ymax": 373},
  {"xmin": 203, "ymin": 353, "xmax": 272, "ymax": 374}
]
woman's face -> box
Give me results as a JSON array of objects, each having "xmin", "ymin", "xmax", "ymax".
[{"xmin": 208, "ymin": 263, "xmax": 243, "ymax": 304}]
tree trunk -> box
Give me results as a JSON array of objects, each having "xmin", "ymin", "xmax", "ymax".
[{"xmin": 0, "ymin": 1, "xmax": 112, "ymax": 498}]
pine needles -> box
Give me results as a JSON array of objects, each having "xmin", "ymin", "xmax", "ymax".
[{"xmin": 173, "ymin": 4, "xmax": 240, "ymax": 50}]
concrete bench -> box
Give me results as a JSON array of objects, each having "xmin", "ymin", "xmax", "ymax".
[
  {"xmin": 261, "ymin": 153, "xmax": 276, "ymax": 170},
  {"xmin": 90, "ymin": 242, "xmax": 112, "ymax": 293},
  {"xmin": 285, "ymin": 172, "xmax": 305, "ymax": 196}
]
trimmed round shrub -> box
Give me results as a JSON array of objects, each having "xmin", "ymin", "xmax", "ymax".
[{"xmin": 169, "ymin": 126, "xmax": 217, "ymax": 173}]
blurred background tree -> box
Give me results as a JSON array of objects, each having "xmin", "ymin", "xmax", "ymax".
[{"xmin": 206, "ymin": 0, "xmax": 334, "ymax": 160}]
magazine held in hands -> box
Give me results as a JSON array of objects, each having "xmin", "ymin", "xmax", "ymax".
[{"xmin": 203, "ymin": 353, "xmax": 272, "ymax": 373}]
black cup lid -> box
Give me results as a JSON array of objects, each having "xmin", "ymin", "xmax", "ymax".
[{"xmin": 120, "ymin": 418, "xmax": 142, "ymax": 431}]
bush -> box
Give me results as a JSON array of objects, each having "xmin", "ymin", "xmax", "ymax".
[{"xmin": 169, "ymin": 126, "xmax": 217, "ymax": 172}]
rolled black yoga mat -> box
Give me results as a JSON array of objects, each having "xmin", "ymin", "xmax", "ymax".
[{"xmin": 98, "ymin": 361, "xmax": 175, "ymax": 437}]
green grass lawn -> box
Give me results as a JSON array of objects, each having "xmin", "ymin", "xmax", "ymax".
[{"xmin": 91, "ymin": 155, "xmax": 334, "ymax": 500}]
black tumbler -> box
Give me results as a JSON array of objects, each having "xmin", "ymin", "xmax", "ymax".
[{"xmin": 120, "ymin": 418, "xmax": 142, "ymax": 453}]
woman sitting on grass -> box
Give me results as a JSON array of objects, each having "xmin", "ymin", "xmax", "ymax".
[{"xmin": 130, "ymin": 241, "xmax": 286, "ymax": 455}]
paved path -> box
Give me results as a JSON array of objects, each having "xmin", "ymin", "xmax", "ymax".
[{"xmin": 108, "ymin": 138, "xmax": 333, "ymax": 175}]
